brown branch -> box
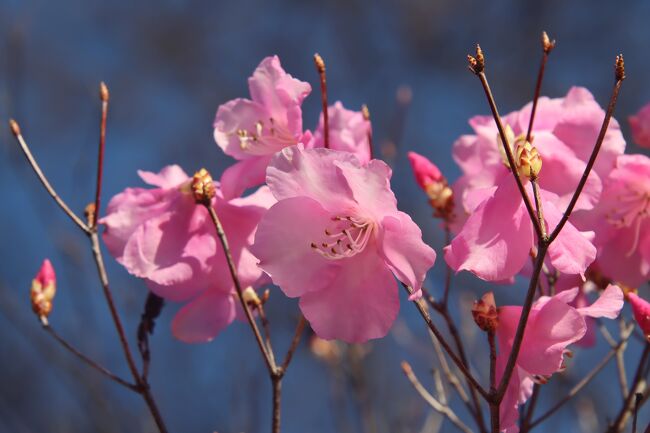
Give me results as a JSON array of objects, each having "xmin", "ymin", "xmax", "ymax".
[
  {"xmin": 488, "ymin": 330, "xmax": 499, "ymax": 433},
  {"xmin": 548, "ymin": 55, "xmax": 625, "ymax": 243},
  {"xmin": 607, "ymin": 343, "xmax": 650, "ymax": 433},
  {"xmin": 404, "ymin": 284, "xmax": 490, "ymax": 400},
  {"xmin": 531, "ymin": 180, "xmax": 547, "ymax": 240},
  {"xmin": 43, "ymin": 324, "xmax": 138, "ymax": 391},
  {"xmin": 401, "ymin": 361, "xmax": 474, "ymax": 433},
  {"xmin": 8, "ymin": 119, "xmax": 90, "ymax": 234},
  {"xmin": 280, "ymin": 315, "xmax": 306, "ymax": 372},
  {"xmin": 524, "ymin": 31, "xmax": 555, "ymax": 143}
]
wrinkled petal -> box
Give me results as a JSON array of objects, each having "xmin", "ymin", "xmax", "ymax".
[
  {"xmin": 251, "ymin": 196, "xmax": 340, "ymax": 297},
  {"xmin": 266, "ymin": 146, "xmax": 357, "ymax": 212},
  {"xmin": 311, "ymin": 101, "xmax": 372, "ymax": 163},
  {"xmin": 379, "ymin": 212, "xmax": 436, "ymax": 299},
  {"xmin": 171, "ymin": 291, "xmax": 236, "ymax": 343},
  {"xmin": 138, "ymin": 165, "xmax": 189, "ymax": 189},
  {"xmin": 299, "ymin": 247, "xmax": 398, "ymax": 343},
  {"xmin": 444, "ymin": 179, "xmax": 534, "ymax": 281}
]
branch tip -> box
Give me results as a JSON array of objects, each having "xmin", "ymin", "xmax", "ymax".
[
  {"xmin": 9, "ymin": 119, "xmax": 21, "ymax": 136},
  {"xmin": 541, "ymin": 31, "xmax": 556, "ymax": 54},
  {"xmin": 615, "ymin": 54, "xmax": 626, "ymax": 81},
  {"xmin": 467, "ymin": 44, "xmax": 485, "ymax": 74},
  {"xmin": 313, "ymin": 53, "xmax": 326, "ymax": 73},
  {"xmin": 100, "ymin": 82, "xmax": 110, "ymax": 102}
]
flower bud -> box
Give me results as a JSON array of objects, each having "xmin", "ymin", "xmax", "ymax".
[
  {"xmin": 241, "ymin": 286, "xmax": 261, "ymax": 307},
  {"xmin": 515, "ymin": 139, "xmax": 542, "ymax": 180},
  {"xmin": 30, "ymin": 259, "xmax": 56, "ymax": 325},
  {"xmin": 191, "ymin": 168, "xmax": 216, "ymax": 204},
  {"xmin": 627, "ymin": 292, "xmax": 650, "ymax": 341},
  {"xmin": 407, "ymin": 151, "xmax": 454, "ymax": 219},
  {"xmin": 472, "ymin": 291, "xmax": 498, "ymax": 332}
]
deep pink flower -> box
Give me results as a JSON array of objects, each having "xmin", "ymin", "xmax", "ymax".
[
  {"xmin": 251, "ymin": 145, "xmax": 436, "ymax": 342},
  {"xmin": 214, "ymin": 56, "xmax": 312, "ymax": 198},
  {"xmin": 629, "ymin": 103, "xmax": 650, "ymax": 149},
  {"xmin": 628, "ymin": 292, "xmax": 650, "ymax": 340},
  {"xmin": 101, "ymin": 165, "xmax": 274, "ymax": 343},
  {"xmin": 30, "ymin": 259, "xmax": 57, "ymax": 321},
  {"xmin": 407, "ymin": 151, "xmax": 443, "ymax": 190},
  {"xmin": 309, "ymin": 101, "xmax": 372, "ymax": 163},
  {"xmin": 496, "ymin": 284, "xmax": 623, "ymax": 431},
  {"xmin": 581, "ymin": 154, "xmax": 650, "ymax": 287}
]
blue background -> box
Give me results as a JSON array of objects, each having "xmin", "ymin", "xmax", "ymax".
[{"xmin": 1, "ymin": 1, "xmax": 650, "ymax": 432}]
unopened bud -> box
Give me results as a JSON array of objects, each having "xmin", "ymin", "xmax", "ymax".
[
  {"xmin": 99, "ymin": 82, "xmax": 110, "ymax": 102},
  {"xmin": 9, "ymin": 119, "xmax": 21, "ymax": 136},
  {"xmin": 400, "ymin": 360, "xmax": 413, "ymax": 376},
  {"xmin": 314, "ymin": 53, "xmax": 326, "ymax": 74},
  {"xmin": 191, "ymin": 168, "xmax": 216, "ymax": 204},
  {"xmin": 627, "ymin": 292, "xmax": 650, "ymax": 341},
  {"xmin": 541, "ymin": 31, "xmax": 555, "ymax": 54},
  {"xmin": 615, "ymin": 54, "xmax": 625, "ymax": 81},
  {"xmin": 261, "ymin": 289, "xmax": 271, "ymax": 304},
  {"xmin": 468, "ymin": 44, "xmax": 485, "ymax": 74},
  {"xmin": 361, "ymin": 104, "xmax": 370, "ymax": 121},
  {"xmin": 30, "ymin": 259, "xmax": 56, "ymax": 325},
  {"xmin": 84, "ymin": 203, "xmax": 96, "ymax": 226},
  {"xmin": 242, "ymin": 286, "xmax": 261, "ymax": 307},
  {"xmin": 515, "ymin": 140, "xmax": 542, "ymax": 180},
  {"xmin": 472, "ymin": 292, "xmax": 498, "ymax": 332},
  {"xmin": 407, "ymin": 151, "xmax": 455, "ymax": 219}
]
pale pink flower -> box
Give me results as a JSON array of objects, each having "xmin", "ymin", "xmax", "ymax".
[
  {"xmin": 582, "ymin": 154, "xmax": 650, "ymax": 287},
  {"xmin": 452, "ymin": 87, "xmax": 625, "ymax": 216},
  {"xmin": 629, "ymin": 103, "xmax": 650, "ymax": 148},
  {"xmin": 214, "ymin": 56, "xmax": 312, "ymax": 198},
  {"xmin": 101, "ymin": 165, "xmax": 274, "ymax": 343},
  {"xmin": 628, "ymin": 292, "xmax": 650, "ymax": 340},
  {"xmin": 309, "ymin": 101, "xmax": 372, "ymax": 163},
  {"xmin": 444, "ymin": 177, "xmax": 597, "ymax": 282},
  {"xmin": 496, "ymin": 284, "xmax": 623, "ymax": 431},
  {"xmin": 251, "ymin": 145, "xmax": 436, "ymax": 342}
]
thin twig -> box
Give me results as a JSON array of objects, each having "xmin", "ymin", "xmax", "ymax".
[
  {"xmin": 525, "ymin": 31, "xmax": 555, "ymax": 143},
  {"xmin": 8, "ymin": 120, "xmax": 90, "ymax": 233},
  {"xmin": 531, "ymin": 180, "xmax": 547, "ymax": 240},
  {"xmin": 548, "ymin": 55, "xmax": 625, "ymax": 243},
  {"xmin": 361, "ymin": 104, "xmax": 373, "ymax": 159},
  {"xmin": 92, "ymin": 82, "xmax": 109, "ymax": 228},
  {"xmin": 257, "ymin": 305, "xmax": 277, "ymax": 367},
  {"xmin": 314, "ymin": 53, "xmax": 329, "ymax": 149},
  {"xmin": 488, "ymin": 331, "xmax": 499, "ymax": 433},
  {"xmin": 608, "ymin": 343, "xmax": 650, "ymax": 433},
  {"xmin": 43, "ymin": 324, "xmax": 138, "ymax": 391},
  {"xmin": 401, "ymin": 361, "xmax": 474, "ymax": 433},
  {"xmin": 520, "ymin": 384, "xmax": 541, "ymax": 432},
  {"xmin": 280, "ymin": 315, "xmax": 306, "ymax": 372},
  {"xmin": 404, "ymin": 284, "xmax": 490, "ymax": 400},
  {"xmin": 441, "ymin": 226, "xmax": 452, "ymax": 307}
]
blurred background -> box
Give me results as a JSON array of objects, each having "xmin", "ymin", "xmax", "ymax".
[{"xmin": 1, "ymin": 0, "xmax": 650, "ymax": 432}]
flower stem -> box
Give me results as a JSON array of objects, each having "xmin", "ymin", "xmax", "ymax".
[
  {"xmin": 314, "ymin": 53, "xmax": 329, "ymax": 149},
  {"xmin": 92, "ymin": 82, "xmax": 109, "ymax": 228}
]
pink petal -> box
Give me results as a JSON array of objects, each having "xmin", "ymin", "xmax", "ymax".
[
  {"xmin": 378, "ymin": 212, "xmax": 436, "ymax": 299},
  {"xmin": 219, "ymin": 156, "xmax": 272, "ymax": 200},
  {"xmin": 171, "ymin": 291, "xmax": 236, "ymax": 343},
  {"xmin": 137, "ymin": 165, "xmax": 189, "ymax": 189},
  {"xmin": 251, "ymin": 196, "xmax": 340, "ymax": 297},
  {"xmin": 248, "ymin": 55, "xmax": 311, "ymax": 136},
  {"xmin": 266, "ymin": 146, "xmax": 357, "ymax": 212},
  {"xmin": 444, "ymin": 179, "xmax": 534, "ymax": 281},
  {"xmin": 543, "ymin": 200, "xmax": 596, "ymax": 278},
  {"xmin": 213, "ymin": 98, "xmax": 271, "ymax": 159},
  {"xmin": 629, "ymin": 103, "xmax": 650, "ymax": 148},
  {"xmin": 576, "ymin": 284, "xmax": 624, "ymax": 319},
  {"xmin": 312, "ymin": 101, "xmax": 372, "ymax": 163},
  {"xmin": 298, "ymin": 248, "xmax": 398, "ymax": 343}
]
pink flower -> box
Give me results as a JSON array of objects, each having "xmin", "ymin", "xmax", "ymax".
[
  {"xmin": 309, "ymin": 101, "xmax": 372, "ymax": 163},
  {"xmin": 214, "ymin": 56, "xmax": 312, "ymax": 198},
  {"xmin": 629, "ymin": 103, "xmax": 650, "ymax": 148},
  {"xmin": 444, "ymin": 177, "xmax": 597, "ymax": 282},
  {"xmin": 100, "ymin": 165, "xmax": 274, "ymax": 343},
  {"xmin": 251, "ymin": 145, "xmax": 436, "ymax": 342},
  {"xmin": 582, "ymin": 154, "xmax": 650, "ymax": 287},
  {"xmin": 628, "ymin": 292, "xmax": 650, "ymax": 340},
  {"xmin": 453, "ymin": 86, "xmax": 625, "ymax": 217},
  {"xmin": 496, "ymin": 284, "xmax": 623, "ymax": 431}
]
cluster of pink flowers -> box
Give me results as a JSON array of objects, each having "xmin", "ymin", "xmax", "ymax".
[{"xmin": 101, "ymin": 56, "xmax": 434, "ymax": 344}]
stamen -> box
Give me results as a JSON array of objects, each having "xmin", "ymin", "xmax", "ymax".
[{"xmin": 310, "ymin": 214, "xmax": 376, "ymax": 260}]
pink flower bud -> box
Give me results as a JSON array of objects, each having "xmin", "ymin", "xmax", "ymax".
[
  {"xmin": 31, "ymin": 259, "xmax": 56, "ymax": 324},
  {"xmin": 407, "ymin": 151, "xmax": 443, "ymax": 190},
  {"xmin": 627, "ymin": 292, "xmax": 650, "ymax": 340}
]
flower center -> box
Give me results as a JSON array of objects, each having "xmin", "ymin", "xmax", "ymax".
[
  {"xmin": 236, "ymin": 117, "xmax": 296, "ymax": 155},
  {"xmin": 310, "ymin": 215, "xmax": 375, "ymax": 260},
  {"xmin": 606, "ymin": 184, "xmax": 650, "ymax": 256}
]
